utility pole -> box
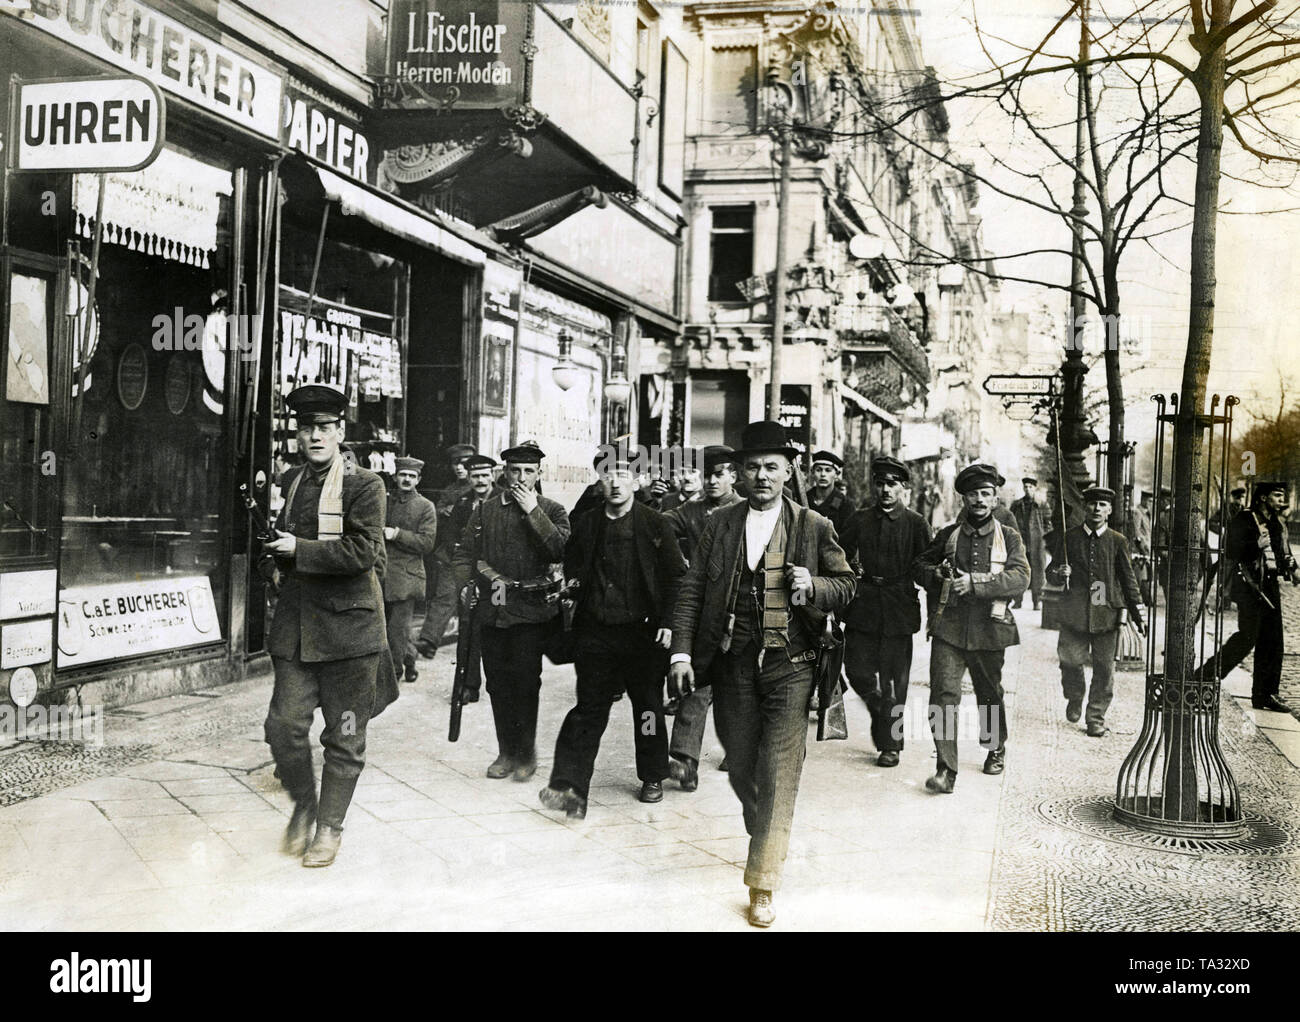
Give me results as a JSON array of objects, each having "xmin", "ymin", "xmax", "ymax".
[
  {"xmin": 767, "ymin": 123, "xmax": 793, "ymax": 421},
  {"xmin": 1059, "ymin": 0, "xmax": 1093, "ymax": 497}
]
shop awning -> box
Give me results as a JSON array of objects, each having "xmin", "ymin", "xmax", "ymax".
[
  {"xmin": 313, "ymin": 167, "xmax": 486, "ymax": 268},
  {"xmin": 838, "ymin": 383, "xmax": 900, "ymax": 428}
]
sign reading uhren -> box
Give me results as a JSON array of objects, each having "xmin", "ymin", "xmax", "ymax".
[{"xmin": 13, "ymin": 76, "xmax": 165, "ymax": 172}]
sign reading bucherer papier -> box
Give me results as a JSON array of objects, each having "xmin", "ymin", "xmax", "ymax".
[
  {"xmin": 13, "ymin": 75, "xmax": 165, "ymax": 172},
  {"xmin": 57, "ymin": 577, "xmax": 220, "ymax": 668}
]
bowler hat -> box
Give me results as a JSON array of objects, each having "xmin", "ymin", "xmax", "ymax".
[
  {"xmin": 955, "ymin": 463, "xmax": 1002, "ymax": 494},
  {"xmin": 871, "ymin": 455, "xmax": 910, "ymax": 483},
  {"xmin": 736, "ymin": 420, "xmax": 799, "ymax": 460}
]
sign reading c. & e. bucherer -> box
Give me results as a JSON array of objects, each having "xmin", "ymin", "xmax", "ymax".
[{"xmin": 14, "ymin": 75, "xmax": 165, "ymax": 172}]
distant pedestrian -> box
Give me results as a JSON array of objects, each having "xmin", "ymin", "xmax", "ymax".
[
  {"xmin": 1045, "ymin": 486, "xmax": 1145, "ymax": 737},
  {"xmin": 539, "ymin": 445, "xmax": 685, "ymax": 819},
  {"xmin": 914, "ymin": 464, "xmax": 1030, "ymax": 794},
  {"xmin": 808, "ymin": 450, "xmax": 852, "ymax": 535},
  {"xmin": 415, "ymin": 443, "xmax": 476, "ymax": 658},
  {"xmin": 382, "ymin": 456, "xmax": 438, "ymax": 684},
  {"xmin": 1010, "ymin": 477, "xmax": 1047, "ymax": 610},
  {"xmin": 839, "ymin": 456, "xmax": 930, "ymax": 768}
]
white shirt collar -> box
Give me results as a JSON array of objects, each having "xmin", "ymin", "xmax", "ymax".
[
  {"xmin": 745, "ymin": 502, "xmax": 783, "ymax": 571},
  {"xmin": 1086, "ymin": 523, "xmax": 1108, "ymax": 537}
]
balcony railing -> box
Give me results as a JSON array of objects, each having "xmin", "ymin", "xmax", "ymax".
[{"xmin": 840, "ymin": 301, "xmax": 930, "ymax": 383}]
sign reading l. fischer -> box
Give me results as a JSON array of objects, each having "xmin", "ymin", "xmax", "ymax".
[
  {"xmin": 385, "ymin": 0, "xmax": 527, "ymax": 108},
  {"xmin": 13, "ymin": 76, "xmax": 165, "ymax": 172}
]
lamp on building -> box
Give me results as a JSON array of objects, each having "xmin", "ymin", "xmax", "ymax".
[
  {"xmin": 888, "ymin": 283, "xmax": 916, "ymax": 308},
  {"xmin": 603, "ymin": 343, "xmax": 632, "ymax": 405},
  {"xmin": 552, "ymin": 329, "xmax": 582, "ymax": 391},
  {"xmin": 848, "ymin": 234, "xmax": 885, "ymax": 261}
]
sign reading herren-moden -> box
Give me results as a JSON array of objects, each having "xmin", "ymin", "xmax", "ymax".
[{"xmin": 385, "ymin": 0, "xmax": 528, "ymax": 108}]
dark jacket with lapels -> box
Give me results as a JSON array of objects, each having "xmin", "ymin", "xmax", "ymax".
[
  {"xmin": 563, "ymin": 501, "xmax": 687, "ymax": 631},
  {"xmin": 268, "ymin": 459, "xmax": 388, "ymax": 663},
  {"xmin": 670, "ymin": 496, "xmax": 857, "ymax": 679}
]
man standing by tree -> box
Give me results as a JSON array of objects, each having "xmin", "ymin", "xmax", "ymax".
[
  {"xmin": 808, "ymin": 450, "xmax": 852, "ymax": 536},
  {"xmin": 914, "ymin": 464, "xmax": 1030, "ymax": 795},
  {"xmin": 1046, "ymin": 486, "xmax": 1146, "ymax": 737},
  {"xmin": 454, "ymin": 443, "xmax": 571, "ymax": 780},
  {"xmin": 1010, "ymin": 477, "xmax": 1047, "ymax": 610},
  {"xmin": 669, "ymin": 421, "xmax": 856, "ymax": 927},
  {"xmin": 539, "ymin": 445, "xmax": 685, "ymax": 819},
  {"xmin": 382, "ymin": 456, "xmax": 438, "ymax": 684},
  {"xmin": 1197, "ymin": 481, "xmax": 1299, "ymax": 713},
  {"xmin": 839, "ymin": 456, "xmax": 930, "ymax": 769},
  {"xmin": 663, "ymin": 445, "xmax": 744, "ymax": 791}
]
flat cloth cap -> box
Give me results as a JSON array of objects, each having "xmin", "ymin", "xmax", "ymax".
[
  {"xmin": 502, "ymin": 441, "xmax": 545, "ymax": 464},
  {"xmin": 871, "ymin": 456, "xmax": 910, "ymax": 482},
  {"xmin": 1082, "ymin": 486, "xmax": 1116, "ymax": 503},
  {"xmin": 446, "ymin": 443, "xmax": 477, "ymax": 462},
  {"xmin": 955, "ymin": 463, "xmax": 1003, "ymax": 494},
  {"xmin": 702, "ymin": 445, "xmax": 737, "ymax": 472},
  {"xmin": 811, "ymin": 450, "xmax": 843, "ymax": 469}
]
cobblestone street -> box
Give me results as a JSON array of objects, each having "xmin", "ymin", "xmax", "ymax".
[{"xmin": 1, "ymin": 603, "xmax": 1297, "ymax": 931}]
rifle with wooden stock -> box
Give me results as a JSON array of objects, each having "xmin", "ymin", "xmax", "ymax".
[{"xmin": 448, "ymin": 581, "xmax": 481, "ymax": 742}]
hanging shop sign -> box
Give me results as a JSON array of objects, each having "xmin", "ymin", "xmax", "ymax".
[
  {"xmin": 278, "ymin": 287, "xmax": 403, "ymax": 409},
  {"xmin": 384, "ymin": 0, "xmax": 528, "ymax": 109},
  {"xmin": 764, "ymin": 384, "xmax": 812, "ymax": 455},
  {"xmin": 282, "ymin": 84, "xmax": 376, "ymax": 184},
  {"xmin": 11, "ymin": 75, "xmax": 165, "ymax": 173},
  {"xmin": 21, "ymin": 0, "xmax": 284, "ymax": 140},
  {"xmin": 56, "ymin": 575, "xmax": 220, "ymax": 668}
]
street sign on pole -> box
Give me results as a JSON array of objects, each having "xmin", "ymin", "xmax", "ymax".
[
  {"xmin": 982, "ymin": 373, "xmax": 1055, "ymax": 396},
  {"xmin": 1005, "ymin": 403, "xmax": 1037, "ymax": 421},
  {"xmin": 11, "ymin": 75, "xmax": 165, "ymax": 173}
]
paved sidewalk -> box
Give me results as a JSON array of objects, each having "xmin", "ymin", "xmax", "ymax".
[{"xmin": 1, "ymin": 604, "xmax": 1296, "ymax": 931}]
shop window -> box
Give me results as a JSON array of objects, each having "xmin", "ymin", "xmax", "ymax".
[
  {"xmin": 708, "ymin": 206, "xmax": 754, "ymax": 302},
  {"xmin": 690, "ymin": 370, "xmax": 749, "ymax": 450},
  {"xmin": 707, "ymin": 46, "xmax": 758, "ymax": 134},
  {"xmin": 1, "ymin": 260, "xmax": 59, "ymax": 562}
]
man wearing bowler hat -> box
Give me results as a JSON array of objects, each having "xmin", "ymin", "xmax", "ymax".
[
  {"xmin": 263, "ymin": 383, "xmax": 391, "ymax": 867},
  {"xmin": 453, "ymin": 442, "xmax": 571, "ymax": 779},
  {"xmin": 669, "ymin": 421, "xmax": 856, "ymax": 927},
  {"xmin": 1046, "ymin": 485, "xmax": 1145, "ymax": 736},
  {"xmin": 415, "ymin": 443, "xmax": 477, "ymax": 658},
  {"xmin": 1196, "ymin": 480, "xmax": 1299, "ymax": 712},
  {"xmin": 809, "ymin": 450, "xmax": 851, "ymax": 535},
  {"xmin": 663, "ymin": 445, "xmax": 745, "ymax": 790},
  {"xmin": 914, "ymin": 463, "xmax": 1030, "ymax": 794},
  {"xmin": 839, "ymin": 456, "xmax": 931, "ymax": 768},
  {"xmin": 382, "ymin": 456, "xmax": 438, "ymax": 684}
]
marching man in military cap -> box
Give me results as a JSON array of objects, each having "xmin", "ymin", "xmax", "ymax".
[
  {"xmin": 539, "ymin": 443, "xmax": 686, "ymax": 819},
  {"xmin": 263, "ymin": 383, "xmax": 392, "ymax": 867},
  {"xmin": 382, "ymin": 456, "xmax": 438, "ymax": 684},
  {"xmin": 664, "ymin": 445, "xmax": 745, "ymax": 790},
  {"xmin": 441, "ymin": 454, "xmax": 499, "ymax": 703},
  {"xmin": 1197, "ymin": 480, "xmax": 1299, "ymax": 712},
  {"xmin": 453, "ymin": 442, "xmax": 571, "ymax": 780},
  {"xmin": 669, "ymin": 421, "xmax": 856, "ymax": 927},
  {"xmin": 809, "ymin": 450, "xmax": 852, "ymax": 536},
  {"xmin": 913, "ymin": 463, "xmax": 1030, "ymax": 794},
  {"xmin": 1010, "ymin": 477, "xmax": 1047, "ymax": 610},
  {"xmin": 839, "ymin": 456, "xmax": 931, "ymax": 768},
  {"xmin": 1046, "ymin": 486, "xmax": 1146, "ymax": 736},
  {"xmin": 415, "ymin": 443, "xmax": 478, "ymax": 659}
]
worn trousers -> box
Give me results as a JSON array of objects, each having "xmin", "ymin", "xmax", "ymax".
[
  {"xmin": 714, "ymin": 641, "xmax": 816, "ymax": 892},
  {"xmin": 479, "ymin": 620, "xmax": 550, "ymax": 763},
  {"xmin": 844, "ymin": 628, "xmax": 914, "ymax": 753},
  {"xmin": 418, "ymin": 556, "xmax": 459, "ymax": 648},
  {"xmin": 1058, "ymin": 626, "xmax": 1118, "ymax": 727},
  {"xmin": 385, "ymin": 598, "xmax": 415, "ymax": 672},
  {"xmin": 670, "ymin": 658, "xmax": 722, "ymax": 763},
  {"xmin": 1203, "ymin": 590, "xmax": 1284, "ymax": 699},
  {"xmin": 549, "ymin": 622, "xmax": 669, "ymax": 799},
  {"xmin": 265, "ymin": 652, "xmax": 378, "ymax": 829},
  {"xmin": 928, "ymin": 639, "xmax": 1008, "ymax": 776}
]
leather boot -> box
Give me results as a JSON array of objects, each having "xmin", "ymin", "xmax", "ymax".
[
  {"xmin": 302, "ymin": 824, "xmax": 342, "ymax": 867},
  {"xmin": 282, "ymin": 799, "xmax": 317, "ymax": 856},
  {"xmin": 669, "ymin": 756, "xmax": 699, "ymax": 792},
  {"xmin": 748, "ymin": 888, "xmax": 775, "ymax": 928}
]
